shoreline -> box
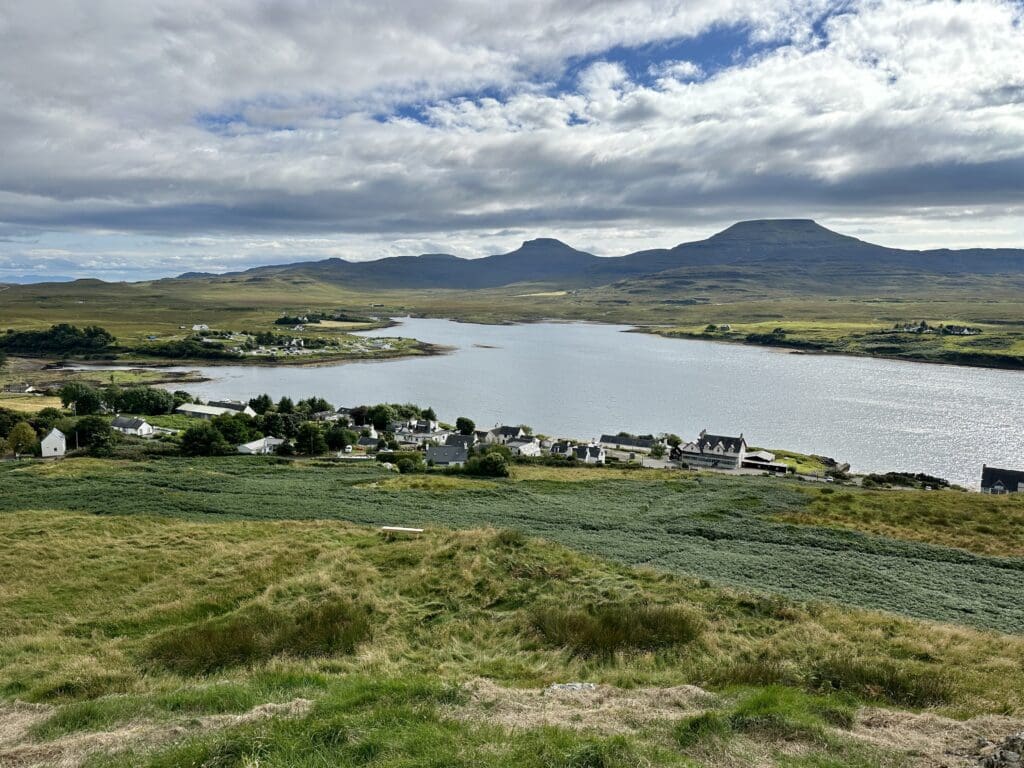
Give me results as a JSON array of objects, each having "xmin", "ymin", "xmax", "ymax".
[{"xmin": 629, "ymin": 327, "xmax": 1024, "ymax": 373}]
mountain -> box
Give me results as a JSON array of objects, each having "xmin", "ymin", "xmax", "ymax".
[{"xmin": 178, "ymin": 220, "xmax": 1024, "ymax": 290}]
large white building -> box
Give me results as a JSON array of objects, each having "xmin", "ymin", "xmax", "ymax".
[{"xmin": 673, "ymin": 430, "xmax": 747, "ymax": 469}]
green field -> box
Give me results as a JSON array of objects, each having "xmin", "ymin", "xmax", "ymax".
[
  {"xmin": 2, "ymin": 458, "xmax": 1021, "ymax": 634},
  {"xmin": 3, "ymin": 268, "xmax": 1024, "ymax": 369},
  {"xmin": 3, "ymin": 458, "xmax": 1024, "ymax": 766}
]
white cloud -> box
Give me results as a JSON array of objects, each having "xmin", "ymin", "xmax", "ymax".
[{"xmin": 0, "ymin": 0, "xmax": 1022, "ymax": 277}]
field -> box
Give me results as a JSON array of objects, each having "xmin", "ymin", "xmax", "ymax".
[
  {"xmin": 3, "ymin": 268, "xmax": 1024, "ymax": 369},
  {"xmin": 3, "ymin": 458, "xmax": 1024, "ymax": 766},
  {"xmin": 1, "ymin": 458, "xmax": 1021, "ymax": 635}
]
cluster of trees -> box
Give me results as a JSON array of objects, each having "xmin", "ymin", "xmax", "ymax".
[
  {"xmin": 0, "ymin": 405, "xmax": 115, "ymax": 457},
  {"xmin": 0, "ymin": 324, "xmax": 115, "ymax": 355},
  {"xmin": 58, "ymin": 382, "xmax": 185, "ymax": 416}
]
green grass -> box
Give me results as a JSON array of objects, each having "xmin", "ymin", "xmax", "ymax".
[
  {"xmin": 1, "ymin": 500, "xmax": 1020, "ymax": 766},
  {"xmin": 1, "ymin": 458, "xmax": 1022, "ymax": 633},
  {"xmin": 531, "ymin": 603, "xmax": 703, "ymax": 658},
  {"xmin": 3, "ymin": 264, "xmax": 1024, "ymax": 369},
  {"xmin": 780, "ymin": 486, "xmax": 1024, "ymax": 557}
]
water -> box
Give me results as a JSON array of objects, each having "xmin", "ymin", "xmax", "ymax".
[{"xmin": 167, "ymin": 318, "xmax": 1023, "ymax": 487}]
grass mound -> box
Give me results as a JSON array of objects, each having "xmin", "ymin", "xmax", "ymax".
[
  {"xmin": 144, "ymin": 600, "xmax": 371, "ymax": 674},
  {"xmin": 531, "ymin": 603, "xmax": 702, "ymax": 658}
]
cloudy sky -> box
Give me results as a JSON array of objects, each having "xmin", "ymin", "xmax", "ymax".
[{"xmin": 1, "ymin": 0, "xmax": 1023, "ymax": 281}]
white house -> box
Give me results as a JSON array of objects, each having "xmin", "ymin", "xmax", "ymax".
[
  {"xmin": 673, "ymin": 430, "xmax": 747, "ymax": 470},
  {"xmin": 486, "ymin": 426, "xmax": 528, "ymax": 445},
  {"xmin": 574, "ymin": 443, "xmax": 606, "ymax": 465},
  {"xmin": 237, "ymin": 436, "xmax": 285, "ymax": 455},
  {"xmin": 40, "ymin": 428, "xmax": 66, "ymax": 459},
  {"xmin": 425, "ymin": 444, "xmax": 468, "ymax": 467},
  {"xmin": 507, "ymin": 438, "xmax": 542, "ymax": 457},
  {"xmin": 111, "ymin": 416, "xmax": 155, "ymax": 437},
  {"xmin": 191, "ymin": 324, "xmax": 210, "ymax": 332}
]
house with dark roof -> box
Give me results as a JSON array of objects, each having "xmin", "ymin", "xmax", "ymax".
[
  {"xmin": 425, "ymin": 444, "xmax": 468, "ymax": 467},
  {"xmin": 111, "ymin": 416, "xmax": 154, "ymax": 437},
  {"xmin": 981, "ymin": 465, "xmax": 1024, "ymax": 494},
  {"xmin": 445, "ymin": 433, "xmax": 476, "ymax": 450},
  {"xmin": 507, "ymin": 437, "xmax": 541, "ymax": 457},
  {"xmin": 486, "ymin": 426, "xmax": 528, "ymax": 445},
  {"xmin": 673, "ymin": 429, "xmax": 748, "ymax": 469},
  {"xmin": 549, "ymin": 440, "xmax": 575, "ymax": 458},
  {"xmin": 574, "ymin": 443, "xmax": 606, "ymax": 465}
]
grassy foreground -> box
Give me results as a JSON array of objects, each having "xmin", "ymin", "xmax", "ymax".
[
  {"xmin": 1, "ymin": 458, "xmax": 1021, "ymax": 633},
  {"xmin": 1, "ymin": 507, "xmax": 1023, "ymax": 768}
]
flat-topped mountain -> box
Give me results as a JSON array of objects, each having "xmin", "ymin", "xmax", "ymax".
[{"xmin": 176, "ymin": 220, "xmax": 1024, "ymax": 290}]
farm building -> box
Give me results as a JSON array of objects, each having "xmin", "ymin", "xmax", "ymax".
[{"xmin": 40, "ymin": 428, "xmax": 66, "ymax": 459}]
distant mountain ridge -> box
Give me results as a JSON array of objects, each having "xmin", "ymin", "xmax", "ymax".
[{"xmin": 175, "ymin": 220, "xmax": 1024, "ymax": 289}]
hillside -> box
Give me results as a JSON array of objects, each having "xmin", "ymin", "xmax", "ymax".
[
  {"xmin": 2, "ymin": 461, "xmax": 1024, "ymax": 767},
  {"xmin": 182, "ymin": 220, "xmax": 1024, "ymax": 291}
]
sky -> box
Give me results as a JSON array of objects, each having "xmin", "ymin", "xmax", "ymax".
[{"xmin": 0, "ymin": 0, "xmax": 1023, "ymax": 281}]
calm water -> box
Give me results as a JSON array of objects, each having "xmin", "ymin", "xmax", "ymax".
[{"xmin": 173, "ymin": 318, "xmax": 1023, "ymax": 487}]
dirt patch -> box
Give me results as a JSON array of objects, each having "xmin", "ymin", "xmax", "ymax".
[
  {"xmin": 851, "ymin": 707, "xmax": 1024, "ymax": 768},
  {"xmin": 450, "ymin": 679, "xmax": 716, "ymax": 734},
  {"xmin": 0, "ymin": 698, "xmax": 313, "ymax": 768}
]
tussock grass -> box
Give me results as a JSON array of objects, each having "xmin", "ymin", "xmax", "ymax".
[
  {"xmin": 144, "ymin": 600, "xmax": 371, "ymax": 674},
  {"xmin": 779, "ymin": 488, "xmax": 1024, "ymax": 557},
  {"xmin": 531, "ymin": 603, "xmax": 702, "ymax": 658}
]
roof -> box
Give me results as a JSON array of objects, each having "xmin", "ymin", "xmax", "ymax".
[
  {"xmin": 357, "ymin": 436, "xmax": 381, "ymax": 447},
  {"xmin": 42, "ymin": 427, "xmax": 64, "ymax": 441},
  {"xmin": 492, "ymin": 426, "xmax": 525, "ymax": 437},
  {"xmin": 445, "ymin": 433, "xmax": 475, "ymax": 448},
  {"xmin": 112, "ymin": 416, "xmax": 148, "ymax": 430},
  {"xmin": 207, "ymin": 400, "xmax": 250, "ymax": 412},
  {"xmin": 550, "ymin": 440, "xmax": 574, "ymax": 453},
  {"xmin": 507, "ymin": 438, "xmax": 538, "ymax": 448},
  {"xmin": 238, "ymin": 436, "xmax": 284, "ymax": 451},
  {"xmin": 981, "ymin": 465, "xmax": 1024, "ymax": 492},
  {"xmin": 696, "ymin": 430, "xmax": 746, "ymax": 454},
  {"xmin": 176, "ymin": 403, "xmax": 236, "ymax": 417},
  {"xmin": 574, "ymin": 444, "xmax": 603, "ymax": 459},
  {"xmin": 599, "ymin": 434, "xmax": 656, "ymax": 449},
  {"xmin": 426, "ymin": 445, "xmax": 468, "ymax": 464}
]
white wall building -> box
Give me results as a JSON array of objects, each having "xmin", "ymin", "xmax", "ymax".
[{"xmin": 40, "ymin": 428, "xmax": 66, "ymax": 458}]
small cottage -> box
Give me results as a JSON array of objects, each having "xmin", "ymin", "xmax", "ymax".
[{"xmin": 40, "ymin": 428, "xmax": 66, "ymax": 459}]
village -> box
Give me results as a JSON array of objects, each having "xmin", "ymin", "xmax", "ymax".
[{"xmin": 5, "ymin": 380, "xmax": 1021, "ymax": 492}]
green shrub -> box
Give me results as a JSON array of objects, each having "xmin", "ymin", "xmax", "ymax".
[
  {"xmin": 494, "ymin": 528, "xmax": 526, "ymax": 547},
  {"xmin": 673, "ymin": 711, "xmax": 731, "ymax": 748},
  {"xmin": 145, "ymin": 600, "xmax": 371, "ymax": 674},
  {"xmin": 727, "ymin": 686, "xmax": 854, "ymax": 741},
  {"xmin": 809, "ymin": 656, "xmax": 952, "ymax": 707},
  {"xmin": 531, "ymin": 603, "xmax": 702, "ymax": 658}
]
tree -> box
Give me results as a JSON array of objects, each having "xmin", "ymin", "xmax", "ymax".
[
  {"xmin": 211, "ymin": 413, "xmax": 260, "ymax": 445},
  {"xmin": 665, "ymin": 434, "xmax": 681, "ymax": 447},
  {"xmin": 32, "ymin": 407, "xmax": 66, "ymax": 431},
  {"xmin": 325, "ymin": 424, "xmax": 357, "ymax": 451},
  {"xmin": 649, "ymin": 444, "xmax": 666, "ymax": 459},
  {"xmin": 180, "ymin": 422, "xmax": 231, "ymax": 456},
  {"xmin": 294, "ymin": 422, "xmax": 327, "ymax": 455},
  {"xmin": 257, "ymin": 411, "xmax": 285, "ymax": 438},
  {"xmin": 172, "ymin": 390, "xmax": 194, "ymax": 408},
  {"xmin": 297, "ymin": 396, "xmax": 333, "ymax": 414},
  {"xmin": 367, "ymin": 404, "xmax": 397, "ymax": 432},
  {"xmin": 59, "ymin": 382, "xmax": 102, "ymax": 415},
  {"xmin": 396, "ymin": 457, "xmax": 418, "ymax": 474},
  {"xmin": 248, "ymin": 393, "xmax": 274, "ymax": 414},
  {"xmin": 463, "ymin": 452, "xmax": 509, "ymax": 477},
  {"xmin": 277, "ymin": 396, "xmax": 295, "ymax": 414},
  {"xmin": 422, "ymin": 406, "xmax": 437, "ymax": 421},
  {"xmin": 7, "ymin": 422, "xmax": 38, "ymax": 457},
  {"xmin": 116, "ymin": 386, "xmax": 174, "ymax": 415},
  {"xmin": 73, "ymin": 415, "xmax": 113, "ymax": 448},
  {"xmin": 455, "ymin": 417, "xmax": 475, "ymax": 435}
]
